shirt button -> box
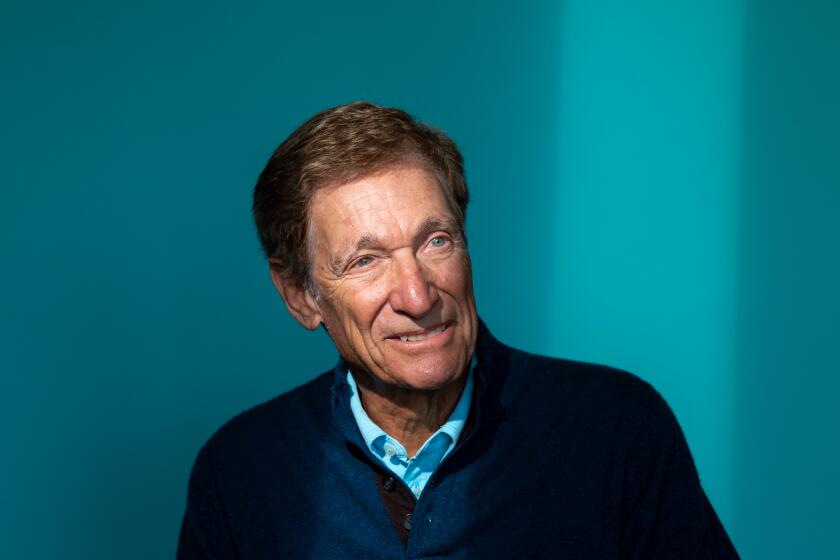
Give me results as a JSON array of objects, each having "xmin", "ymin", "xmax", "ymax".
[
  {"xmin": 383, "ymin": 476, "xmax": 397, "ymax": 492},
  {"xmin": 384, "ymin": 442, "xmax": 396, "ymax": 457},
  {"xmin": 403, "ymin": 513, "xmax": 413, "ymax": 531}
]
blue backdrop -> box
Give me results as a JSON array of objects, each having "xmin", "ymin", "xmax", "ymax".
[{"xmin": 1, "ymin": 1, "xmax": 837, "ymax": 558}]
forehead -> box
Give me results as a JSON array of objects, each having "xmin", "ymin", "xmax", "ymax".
[{"xmin": 309, "ymin": 166, "xmax": 453, "ymax": 250}]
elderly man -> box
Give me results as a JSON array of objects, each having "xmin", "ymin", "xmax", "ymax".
[{"xmin": 178, "ymin": 102, "xmax": 738, "ymax": 559}]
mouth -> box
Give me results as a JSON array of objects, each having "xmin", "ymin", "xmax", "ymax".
[{"xmin": 390, "ymin": 323, "xmax": 451, "ymax": 343}]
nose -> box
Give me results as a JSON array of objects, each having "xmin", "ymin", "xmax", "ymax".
[{"xmin": 387, "ymin": 253, "xmax": 439, "ymax": 318}]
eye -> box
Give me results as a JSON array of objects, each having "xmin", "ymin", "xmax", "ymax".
[
  {"xmin": 352, "ymin": 256, "xmax": 375, "ymax": 269},
  {"xmin": 428, "ymin": 236, "xmax": 449, "ymax": 248}
]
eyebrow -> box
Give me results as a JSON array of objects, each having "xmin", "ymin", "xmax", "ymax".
[
  {"xmin": 329, "ymin": 216, "xmax": 462, "ymax": 275},
  {"xmin": 330, "ymin": 233, "xmax": 380, "ymax": 275}
]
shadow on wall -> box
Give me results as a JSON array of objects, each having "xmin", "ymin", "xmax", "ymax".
[{"xmin": 735, "ymin": 0, "xmax": 840, "ymax": 558}]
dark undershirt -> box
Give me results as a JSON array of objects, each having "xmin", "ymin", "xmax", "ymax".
[{"xmin": 373, "ymin": 397, "xmax": 478, "ymax": 547}]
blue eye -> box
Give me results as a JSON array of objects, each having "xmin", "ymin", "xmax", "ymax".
[
  {"xmin": 354, "ymin": 256, "xmax": 374, "ymax": 268},
  {"xmin": 429, "ymin": 236, "xmax": 448, "ymax": 248}
]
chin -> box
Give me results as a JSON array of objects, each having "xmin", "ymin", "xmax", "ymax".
[{"xmin": 395, "ymin": 357, "xmax": 467, "ymax": 391}]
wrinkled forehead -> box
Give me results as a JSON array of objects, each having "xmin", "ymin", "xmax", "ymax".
[{"xmin": 307, "ymin": 166, "xmax": 456, "ymax": 255}]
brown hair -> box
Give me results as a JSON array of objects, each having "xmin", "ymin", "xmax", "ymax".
[{"xmin": 252, "ymin": 101, "xmax": 469, "ymax": 291}]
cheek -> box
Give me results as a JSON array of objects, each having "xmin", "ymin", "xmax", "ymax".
[
  {"xmin": 330, "ymin": 283, "xmax": 390, "ymax": 329},
  {"xmin": 358, "ymin": 282, "xmax": 389, "ymax": 307},
  {"xmin": 433, "ymin": 257, "xmax": 471, "ymax": 293}
]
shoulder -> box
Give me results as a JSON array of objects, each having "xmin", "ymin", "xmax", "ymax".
[
  {"xmin": 478, "ymin": 321, "xmax": 666, "ymax": 417},
  {"xmin": 491, "ymin": 341, "xmax": 678, "ymax": 440},
  {"xmin": 499, "ymin": 339, "xmax": 664, "ymax": 405},
  {"xmin": 189, "ymin": 369, "xmax": 336, "ymax": 477}
]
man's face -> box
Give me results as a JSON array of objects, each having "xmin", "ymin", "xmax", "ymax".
[{"xmin": 307, "ymin": 165, "xmax": 478, "ymax": 391}]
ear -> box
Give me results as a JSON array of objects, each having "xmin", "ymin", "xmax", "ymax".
[{"xmin": 269, "ymin": 259, "xmax": 322, "ymax": 330}]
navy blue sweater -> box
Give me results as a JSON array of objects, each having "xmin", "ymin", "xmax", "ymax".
[{"xmin": 178, "ymin": 322, "xmax": 738, "ymax": 559}]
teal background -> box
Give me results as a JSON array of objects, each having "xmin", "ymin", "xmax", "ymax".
[{"xmin": 1, "ymin": 1, "xmax": 837, "ymax": 558}]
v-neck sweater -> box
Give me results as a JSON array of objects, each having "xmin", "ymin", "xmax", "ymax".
[{"xmin": 178, "ymin": 320, "xmax": 739, "ymax": 559}]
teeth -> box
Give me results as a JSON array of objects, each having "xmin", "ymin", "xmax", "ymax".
[{"xmin": 399, "ymin": 325, "xmax": 446, "ymax": 342}]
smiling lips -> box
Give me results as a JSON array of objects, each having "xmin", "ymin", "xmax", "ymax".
[{"xmin": 391, "ymin": 323, "xmax": 449, "ymax": 343}]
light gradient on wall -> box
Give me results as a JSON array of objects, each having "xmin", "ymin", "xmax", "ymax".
[
  {"xmin": 553, "ymin": 0, "xmax": 742, "ymax": 531},
  {"xmin": 2, "ymin": 1, "xmax": 838, "ymax": 559}
]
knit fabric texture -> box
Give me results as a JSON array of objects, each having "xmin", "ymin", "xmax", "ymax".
[{"xmin": 178, "ymin": 320, "xmax": 739, "ymax": 559}]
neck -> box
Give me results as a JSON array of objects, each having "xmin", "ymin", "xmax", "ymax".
[{"xmin": 353, "ymin": 371, "xmax": 468, "ymax": 458}]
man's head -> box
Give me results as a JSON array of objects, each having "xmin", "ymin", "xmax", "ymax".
[{"xmin": 253, "ymin": 102, "xmax": 477, "ymax": 391}]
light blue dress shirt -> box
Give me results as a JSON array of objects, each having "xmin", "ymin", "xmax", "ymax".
[{"xmin": 346, "ymin": 359, "xmax": 475, "ymax": 499}]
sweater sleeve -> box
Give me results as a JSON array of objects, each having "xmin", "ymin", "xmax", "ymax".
[
  {"xmin": 618, "ymin": 388, "xmax": 739, "ymax": 559},
  {"xmin": 177, "ymin": 443, "xmax": 239, "ymax": 560}
]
